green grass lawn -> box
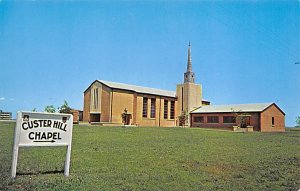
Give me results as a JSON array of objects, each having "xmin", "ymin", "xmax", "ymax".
[{"xmin": 1, "ymin": 121, "xmax": 299, "ymax": 190}]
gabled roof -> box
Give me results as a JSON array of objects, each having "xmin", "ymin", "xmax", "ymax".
[
  {"xmin": 99, "ymin": 80, "xmax": 176, "ymax": 97},
  {"xmin": 85, "ymin": 80, "xmax": 176, "ymax": 97},
  {"xmin": 191, "ymin": 103, "xmax": 284, "ymax": 114},
  {"xmin": 85, "ymin": 79, "xmax": 210, "ymax": 101}
]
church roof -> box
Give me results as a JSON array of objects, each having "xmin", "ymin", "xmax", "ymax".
[
  {"xmin": 85, "ymin": 79, "xmax": 210, "ymax": 101},
  {"xmin": 97, "ymin": 80, "xmax": 176, "ymax": 97},
  {"xmin": 191, "ymin": 103, "xmax": 284, "ymax": 114}
]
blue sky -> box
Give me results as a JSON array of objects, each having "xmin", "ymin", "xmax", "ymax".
[{"xmin": 0, "ymin": 1, "xmax": 299, "ymax": 126}]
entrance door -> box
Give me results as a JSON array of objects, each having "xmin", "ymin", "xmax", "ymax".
[
  {"xmin": 90, "ymin": 113, "xmax": 101, "ymax": 122},
  {"xmin": 241, "ymin": 116, "xmax": 250, "ymax": 128}
]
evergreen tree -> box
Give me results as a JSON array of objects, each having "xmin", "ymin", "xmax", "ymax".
[{"xmin": 296, "ymin": 116, "xmax": 300, "ymax": 127}]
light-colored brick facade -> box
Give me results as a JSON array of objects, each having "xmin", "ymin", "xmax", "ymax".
[
  {"xmin": 176, "ymin": 82, "xmax": 202, "ymax": 126},
  {"xmin": 83, "ymin": 80, "xmax": 178, "ymax": 127}
]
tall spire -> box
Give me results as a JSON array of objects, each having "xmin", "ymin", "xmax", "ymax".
[
  {"xmin": 184, "ymin": 41, "xmax": 195, "ymax": 83},
  {"xmin": 187, "ymin": 41, "xmax": 192, "ymax": 72}
]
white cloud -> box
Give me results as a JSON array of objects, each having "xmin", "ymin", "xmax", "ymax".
[
  {"xmin": 0, "ymin": 97, "xmax": 5, "ymax": 101},
  {"xmin": 10, "ymin": 98, "xmax": 15, "ymax": 101}
]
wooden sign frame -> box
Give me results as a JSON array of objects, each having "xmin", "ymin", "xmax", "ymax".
[{"xmin": 11, "ymin": 111, "xmax": 73, "ymax": 178}]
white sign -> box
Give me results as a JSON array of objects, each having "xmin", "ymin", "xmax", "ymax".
[{"xmin": 11, "ymin": 111, "xmax": 73, "ymax": 178}]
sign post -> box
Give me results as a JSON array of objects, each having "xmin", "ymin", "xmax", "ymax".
[{"xmin": 11, "ymin": 111, "xmax": 73, "ymax": 178}]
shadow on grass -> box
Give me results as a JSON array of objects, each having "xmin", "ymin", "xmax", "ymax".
[{"xmin": 17, "ymin": 170, "xmax": 64, "ymax": 176}]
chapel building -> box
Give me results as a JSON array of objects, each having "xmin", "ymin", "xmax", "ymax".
[
  {"xmin": 82, "ymin": 43, "xmax": 285, "ymax": 131},
  {"xmin": 83, "ymin": 43, "xmax": 207, "ymax": 126}
]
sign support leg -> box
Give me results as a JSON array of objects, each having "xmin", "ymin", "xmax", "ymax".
[
  {"xmin": 11, "ymin": 145, "xmax": 19, "ymax": 178},
  {"xmin": 64, "ymin": 145, "xmax": 71, "ymax": 176},
  {"xmin": 11, "ymin": 112, "xmax": 22, "ymax": 178}
]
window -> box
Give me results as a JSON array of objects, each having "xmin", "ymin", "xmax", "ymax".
[
  {"xmin": 150, "ymin": 98, "xmax": 156, "ymax": 118},
  {"xmin": 207, "ymin": 116, "xmax": 219, "ymax": 123},
  {"xmin": 181, "ymin": 87, "xmax": 184, "ymax": 111},
  {"xmin": 96, "ymin": 88, "xmax": 98, "ymax": 108},
  {"xmin": 272, "ymin": 117, "xmax": 275, "ymax": 126},
  {"xmin": 142, "ymin": 97, "xmax": 148, "ymax": 118},
  {"xmin": 93, "ymin": 88, "xmax": 98, "ymax": 109},
  {"xmin": 164, "ymin": 100, "xmax": 168, "ymax": 119},
  {"xmin": 193, "ymin": 116, "xmax": 204, "ymax": 123},
  {"xmin": 223, "ymin": 116, "xmax": 236, "ymax": 123},
  {"xmin": 170, "ymin": 101, "xmax": 175, "ymax": 119},
  {"xmin": 93, "ymin": 89, "xmax": 95, "ymax": 109}
]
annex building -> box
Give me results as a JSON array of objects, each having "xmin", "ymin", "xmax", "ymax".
[
  {"xmin": 191, "ymin": 103, "xmax": 285, "ymax": 132},
  {"xmin": 82, "ymin": 43, "xmax": 285, "ymax": 131}
]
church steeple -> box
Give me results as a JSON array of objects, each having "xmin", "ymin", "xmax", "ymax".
[
  {"xmin": 184, "ymin": 41, "xmax": 195, "ymax": 83},
  {"xmin": 176, "ymin": 41, "xmax": 202, "ymax": 126}
]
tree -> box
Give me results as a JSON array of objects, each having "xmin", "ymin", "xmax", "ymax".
[
  {"xmin": 44, "ymin": 105, "xmax": 56, "ymax": 113},
  {"xmin": 178, "ymin": 111, "xmax": 188, "ymax": 126},
  {"xmin": 58, "ymin": 100, "xmax": 72, "ymax": 114},
  {"xmin": 236, "ymin": 113, "xmax": 251, "ymax": 128},
  {"xmin": 231, "ymin": 108, "xmax": 251, "ymax": 128},
  {"xmin": 121, "ymin": 108, "xmax": 128, "ymax": 125},
  {"xmin": 296, "ymin": 116, "xmax": 300, "ymax": 127},
  {"xmin": 32, "ymin": 108, "xmax": 37, "ymax": 112}
]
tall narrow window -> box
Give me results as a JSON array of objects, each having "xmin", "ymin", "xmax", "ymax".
[
  {"xmin": 142, "ymin": 97, "xmax": 148, "ymax": 118},
  {"xmin": 94, "ymin": 88, "xmax": 98, "ymax": 109},
  {"xmin": 170, "ymin": 101, "xmax": 175, "ymax": 119},
  {"xmin": 150, "ymin": 98, "xmax": 156, "ymax": 118},
  {"xmin": 96, "ymin": 88, "xmax": 98, "ymax": 109},
  {"xmin": 164, "ymin": 100, "xmax": 168, "ymax": 119},
  {"xmin": 93, "ymin": 89, "xmax": 96, "ymax": 109},
  {"xmin": 181, "ymin": 87, "xmax": 184, "ymax": 111},
  {"xmin": 272, "ymin": 117, "xmax": 275, "ymax": 126}
]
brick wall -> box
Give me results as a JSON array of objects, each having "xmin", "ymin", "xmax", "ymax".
[
  {"xmin": 191, "ymin": 112, "xmax": 260, "ymax": 130},
  {"xmin": 100, "ymin": 85, "xmax": 111, "ymax": 122},
  {"xmin": 159, "ymin": 97, "xmax": 177, "ymax": 127},
  {"xmin": 136, "ymin": 95, "xmax": 157, "ymax": 126},
  {"xmin": 133, "ymin": 93, "xmax": 137, "ymax": 124},
  {"xmin": 176, "ymin": 83, "xmax": 202, "ymax": 116},
  {"xmin": 70, "ymin": 109, "xmax": 79, "ymax": 123},
  {"xmin": 260, "ymin": 104, "xmax": 285, "ymax": 132},
  {"xmin": 111, "ymin": 89, "xmax": 134, "ymax": 124},
  {"xmin": 135, "ymin": 94, "xmax": 177, "ymax": 127},
  {"xmin": 83, "ymin": 89, "xmax": 91, "ymax": 122}
]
